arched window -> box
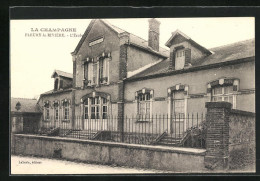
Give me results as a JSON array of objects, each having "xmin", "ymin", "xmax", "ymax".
[
  {"xmin": 61, "ymin": 99, "xmax": 70, "ymax": 121},
  {"xmin": 82, "ymin": 93, "xmax": 109, "ymax": 120},
  {"xmin": 84, "ymin": 99, "xmax": 89, "ymax": 119},
  {"xmin": 64, "ymin": 102, "xmax": 69, "ymax": 120},
  {"xmin": 53, "ymin": 101, "xmax": 59, "ymax": 121},
  {"xmin": 43, "ymin": 101, "xmax": 50, "ymax": 120}
]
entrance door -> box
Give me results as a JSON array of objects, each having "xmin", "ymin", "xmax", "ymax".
[{"xmin": 171, "ymin": 91, "xmax": 185, "ymax": 136}]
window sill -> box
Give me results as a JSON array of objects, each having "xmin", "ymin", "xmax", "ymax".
[
  {"xmin": 100, "ymin": 82, "xmax": 109, "ymax": 86},
  {"xmin": 61, "ymin": 120, "xmax": 70, "ymax": 123},
  {"xmin": 43, "ymin": 120, "xmax": 51, "ymax": 122},
  {"xmin": 135, "ymin": 120, "xmax": 152, "ymax": 123}
]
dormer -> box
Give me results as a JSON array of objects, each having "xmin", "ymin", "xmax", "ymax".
[
  {"xmin": 165, "ymin": 30, "xmax": 212, "ymax": 70},
  {"xmin": 51, "ymin": 70, "xmax": 73, "ymax": 91}
]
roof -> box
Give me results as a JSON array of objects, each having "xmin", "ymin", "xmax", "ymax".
[
  {"xmin": 72, "ymin": 19, "xmax": 169, "ymax": 58},
  {"xmin": 11, "ymin": 98, "xmax": 41, "ymax": 113},
  {"xmin": 51, "ymin": 70, "xmax": 73, "ymax": 79},
  {"xmin": 197, "ymin": 39, "xmax": 255, "ymax": 66},
  {"xmin": 129, "ymin": 34, "xmax": 169, "ymax": 57},
  {"xmin": 40, "ymin": 88, "xmax": 73, "ymax": 96},
  {"xmin": 165, "ymin": 30, "xmax": 212, "ymax": 55},
  {"xmin": 129, "ymin": 39, "xmax": 255, "ymax": 80}
]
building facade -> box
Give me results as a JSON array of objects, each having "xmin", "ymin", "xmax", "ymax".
[{"xmin": 38, "ymin": 19, "xmax": 255, "ymax": 132}]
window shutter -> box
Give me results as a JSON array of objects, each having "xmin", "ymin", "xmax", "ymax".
[
  {"xmin": 169, "ymin": 51, "xmax": 175, "ymax": 70},
  {"xmin": 93, "ymin": 63, "xmax": 97, "ymax": 84},
  {"xmin": 84, "ymin": 63, "xmax": 88, "ymax": 80},
  {"xmin": 88, "ymin": 62, "xmax": 93, "ymax": 84},
  {"xmin": 104, "ymin": 58, "xmax": 107, "ymax": 78},
  {"xmin": 59, "ymin": 80, "xmax": 63, "ymax": 89},
  {"xmin": 184, "ymin": 48, "xmax": 191, "ymax": 66}
]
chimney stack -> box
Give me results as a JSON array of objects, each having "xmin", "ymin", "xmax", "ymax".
[{"xmin": 148, "ymin": 18, "xmax": 160, "ymax": 52}]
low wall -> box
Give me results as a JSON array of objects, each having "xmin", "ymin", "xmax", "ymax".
[{"xmin": 12, "ymin": 134, "xmax": 206, "ymax": 172}]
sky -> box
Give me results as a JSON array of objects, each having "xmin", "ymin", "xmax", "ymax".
[{"xmin": 10, "ymin": 18, "xmax": 255, "ymax": 99}]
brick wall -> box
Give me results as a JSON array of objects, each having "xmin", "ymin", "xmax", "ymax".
[{"xmin": 204, "ymin": 102, "xmax": 255, "ymax": 171}]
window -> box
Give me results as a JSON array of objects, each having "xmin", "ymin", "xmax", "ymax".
[
  {"xmin": 44, "ymin": 104, "xmax": 50, "ymax": 120},
  {"xmin": 83, "ymin": 97, "xmax": 108, "ymax": 119},
  {"xmin": 175, "ymin": 50, "xmax": 185, "ymax": 70},
  {"xmin": 87, "ymin": 62, "xmax": 93, "ymax": 85},
  {"xmin": 54, "ymin": 105, "xmax": 59, "ymax": 121},
  {"xmin": 84, "ymin": 99, "xmax": 88, "ymax": 119},
  {"xmin": 138, "ymin": 93, "xmax": 151, "ymax": 117},
  {"xmin": 84, "ymin": 56, "xmax": 110, "ymax": 86},
  {"xmin": 86, "ymin": 62, "xmax": 98, "ymax": 85},
  {"xmin": 63, "ymin": 102, "xmax": 69, "ymax": 120},
  {"xmin": 99, "ymin": 58, "xmax": 109, "ymax": 84},
  {"xmin": 90, "ymin": 97, "xmax": 99, "ymax": 119},
  {"xmin": 102, "ymin": 98, "xmax": 108, "ymax": 119},
  {"xmin": 212, "ymin": 85, "xmax": 234, "ymax": 106},
  {"xmin": 46, "ymin": 108, "xmax": 50, "ymax": 120}
]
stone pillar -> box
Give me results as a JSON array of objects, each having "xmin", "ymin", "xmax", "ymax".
[
  {"xmin": 205, "ymin": 102, "xmax": 231, "ymax": 170},
  {"xmin": 117, "ymin": 42, "xmax": 128, "ymax": 142}
]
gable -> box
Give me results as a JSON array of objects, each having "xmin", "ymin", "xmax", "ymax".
[
  {"xmin": 169, "ymin": 34, "xmax": 188, "ymax": 46},
  {"xmin": 52, "ymin": 72, "xmax": 58, "ymax": 78},
  {"xmin": 76, "ymin": 20, "xmax": 120, "ymax": 59}
]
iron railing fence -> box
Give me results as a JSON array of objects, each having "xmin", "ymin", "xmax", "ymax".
[{"xmin": 19, "ymin": 113, "xmax": 206, "ymax": 148}]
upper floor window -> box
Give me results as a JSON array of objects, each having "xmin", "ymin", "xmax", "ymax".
[
  {"xmin": 175, "ymin": 49, "xmax": 185, "ymax": 70},
  {"xmin": 84, "ymin": 54, "xmax": 110, "ymax": 87},
  {"xmin": 99, "ymin": 58, "xmax": 109, "ymax": 84}
]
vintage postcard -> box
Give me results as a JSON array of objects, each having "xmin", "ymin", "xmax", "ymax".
[{"xmin": 10, "ymin": 15, "xmax": 255, "ymax": 174}]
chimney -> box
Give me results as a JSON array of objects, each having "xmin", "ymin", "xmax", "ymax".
[{"xmin": 148, "ymin": 18, "xmax": 160, "ymax": 52}]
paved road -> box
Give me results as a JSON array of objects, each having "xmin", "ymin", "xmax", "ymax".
[{"xmin": 11, "ymin": 155, "xmax": 167, "ymax": 174}]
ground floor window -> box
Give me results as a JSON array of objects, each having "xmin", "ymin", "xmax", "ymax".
[
  {"xmin": 83, "ymin": 96, "xmax": 108, "ymax": 119},
  {"xmin": 212, "ymin": 85, "xmax": 235, "ymax": 107},
  {"xmin": 55, "ymin": 107, "xmax": 59, "ymax": 121},
  {"xmin": 44, "ymin": 102, "xmax": 50, "ymax": 120},
  {"xmin": 138, "ymin": 93, "xmax": 151, "ymax": 118},
  {"xmin": 46, "ymin": 108, "xmax": 50, "ymax": 120},
  {"xmin": 63, "ymin": 101, "xmax": 69, "ymax": 120}
]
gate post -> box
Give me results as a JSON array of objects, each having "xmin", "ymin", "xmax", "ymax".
[{"xmin": 204, "ymin": 102, "xmax": 231, "ymax": 170}]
